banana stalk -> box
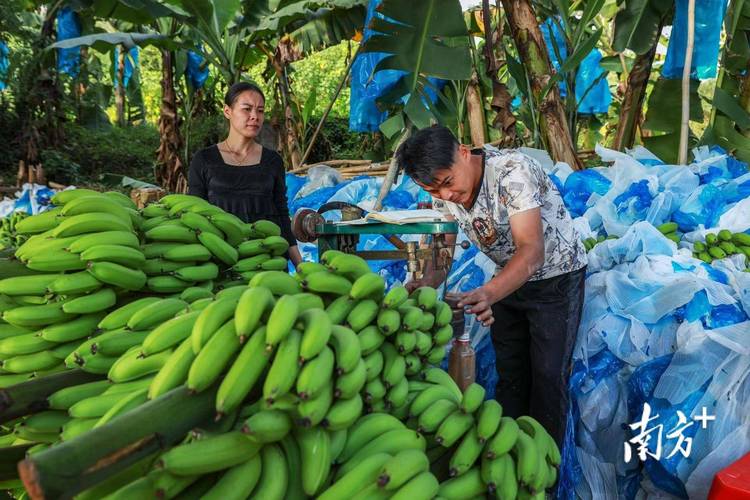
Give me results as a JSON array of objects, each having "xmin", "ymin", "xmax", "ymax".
[
  {"xmin": 18, "ymin": 385, "xmax": 217, "ymax": 499},
  {"xmin": 0, "ymin": 369, "xmax": 101, "ymax": 424}
]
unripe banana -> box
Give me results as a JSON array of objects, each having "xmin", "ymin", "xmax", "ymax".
[
  {"xmin": 266, "ymin": 294, "xmax": 300, "ymax": 348},
  {"xmin": 2, "ymin": 302, "xmax": 73, "ymax": 328},
  {"xmin": 107, "ymin": 347, "xmax": 172, "ymax": 383},
  {"xmin": 263, "ymin": 329, "xmax": 302, "ymax": 403},
  {"xmin": 413, "ymin": 330, "xmax": 433, "ymax": 355},
  {"xmin": 417, "ymin": 398, "xmax": 458, "ymax": 433},
  {"xmin": 52, "ymin": 213, "xmax": 132, "ymax": 237},
  {"xmin": 449, "ymin": 426, "xmax": 484, "ymax": 477},
  {"xmin": 377, "ymin": 449, "xmax": 430, "ymax": 490},
  {"xmin": 141, "ymin": 203, "xmax": 169, "ymax": 218},
  {"xmin": 233, "ymin": 253, "xmax": 271, "ymax": 272},
  {"xmin": 48, "ymin": 380, "xmax": 111, "ymax": 410},
  {"xmin": 141, "ymin": 310, "xmax": 200, "ymax": 356},
  {"xmin": 0, "ymin": 274, "xmax": 59, "ymax": 296},
  {"xmin": 251, "ymin": 219, "xmax": 282, "ymax": 238},
  {"xmin": 436, "ymin": 467, "xmax": 486, "ymax": 498},
  {"xmin": 209, "ymin": 213, "xmax": 246, "ymax": 246},
  {"xmin": 61, "ymin": 418, "xmax": 97, "ymax": 441},
  {"xmin": 128, "ymin": 298, "xmax": 187, "ymax": 330},
  {"xmin": 145, "ymin": 224, "xmax": 198, "ymax": 244},
  {"xmin": 62, "ymin": 287, "xmax": 117, "ymax": 314},
  {"xmin": 202, "ymin": 453, "xmax": 262, "ymax": 500},
  {"xmin": 350, "ymin": 272, "xmax": 385, "ymax": 300},
  {"xmin": 357, "ymin": 325, "xmax": 385, "ymax": 356},
  {"xmin": 337, "ymin": 413, "xmax": 403, "ymax": 463},
  {"xmin": 433, "ymin": 300, "xmax": 452, "ymax": 326},
  {"xmin": 390, "ymin": 471, "xmax": 439, "ymax": 500},
  {"xmin": 296, "ymin": 346, "xmax": 334, "ymax": 400},
  {"xmin": 297, "ymin": 308, "xmax": 332, "ymax": 362},
  {"xmin": 91, "ymin": 329, "xmax": 150, "ymax": 356},
  {"xmin": 409, "ymin": 384, "xmax": 460, "ymax": 417},
  {"xmin": 330, "ymin": 325, "xmax": 362, "ymax": 374},
  {"xmin": 363, "ymin": 349, "xmax": 384, "ymax": 382},
  {"xmin": 513, "ymin": 430, "xmax": 541, "ymax": 489},
  {"xmin": 180, "ymin": 211, "xmax": 223, "ymax": 238},
  {"xmin": 433, "ymin": 323, "xmax": 453, "ymax": 346},
  {"xmin": 76, "ymin": 353, "xmax": 118, "ymax": 375},
  {"xmin": 294, "ymin": 426, "xmax": 331, "ymax": 496},
  {"xmin": 413, "ymin": 286, "xmax": 438, "ymax": 310},
  {"xmin": 322, "ymin": 394, "xmax": 363, "ymax": 431},
  {"xmin": 68, "ymin": 391, "xmax": 130, "ymax": 418},
  {"xmin": 19, "ymin": 410, "xmax": 70, "ymax": 435},
  {"xmin": 435, "ymin": 409, "xmax": 475, "ymax": 447},
  {"xmin": 382, "ymin": 285, "xmax": 409, "ymax": 309},
  {"xmin": 191, "ymin": 297, "xmax": 238, "ymax": 353},
  {"xmin": 237, "ymin": 239, "xmax": 266, "ymax": 257},
  {"xmin": 60, "ymin": 194, "xmax": 130, "ymax": 220},
  {"xmin": 385, "ymin": 376, "xmax": 409, "ymax": 409},
  {"xmin": 335, "ymin": 358, "xmax": 367, "ymax": 399},
  {"xmin": 486, "ymin": 416, "xmax": 519, "ymax": 459},
  {"xmin": 425, "ymin": 344, "xmax": 447, "ymax": 365},
  {"xmin": 27, "ymin": 250, "xmax": 88, "ymax": 272},
  {"xmin": 241, "ymin": 409, "xmax": 292, "ymax": 443},
  {"xmin": 94, "ymin": 388, "xmax": 148, "ymax": 428},
  {"xmin": 142, "ymin": 242, "xmax": 183, "ymax": 259},
  {"xmin": 233, "ymin": 286, "xmax": 274, "ymax": 341},
  {"xmin": 47, "ymin": 271, "xmax": 102, "ymax": 295},
  {"xmin": 262, "ymin": 235, "xmax": 290, "ymax": 256},
  {"xmin": 0, "ymin": 333, "xmax": 54, "ymax": 357},
  {"xmin": 325, "ymin": 295, "xmax": 357, "ymax": 324},
  {"xmin": 97, "ymin": 297, "xmax": 160, "ymax": 330},
  {"xmin": 318, "ymin": 453, "xmax": 392, "ymax": 500},
  {"xmin": 346, "ymin": 299, "xmax": 379, "ymax": 332},
  {"xmin": 395, "ymin": 330, "xmax": 417, "ymax": 354},
  {"xmin": 419, "ymin": 312, "xmax": 435, "ymax": 331},
  {"xmin": 147, "ymin": 275, "xmax": 193, "ymax": 293},
  {"xmin": 187, "ymin": 319, "xmax": 241, "ymax": 393},
  {"xmin": 260, "ymin": 256, "xmax": 288, "ymax": 271},
  {"xmin": 296, "ymin": 382, "xmax": 333, "ymax": 428},
  {"xmin": 326, "ymin": 253, "xmax": 371, "ymax": 281},
  {"xmin": 159, "ymin": 431, "xmax": 262, "ymax": 475},
  {"xmin": 198, "ymin": 231, "xmax": 238, "ymax": 265},
  {"xmin": 477, "ymin": 399, "xmax": 503, "ymax": 443},
  {"xmin": 460, "ymin": 383, "xmax": 486, "ymax": 414},
  {"xmin": 87, "ymin": 261, "xmax": 147, "ymax": 291},
  {"xmin": 79, "ymin": 244, "xmax": 146, "ymax": 268},
  {"xmin": 303, "ymin": 271, "xmax": 352, "ymax": 295},
  {"xmin": 163, "ymin": 243, "xmax": 213, "ymax": 263},
  {"xmin": 15, "ymin": 209, "xmax": 63, "ymax": 235},
  {"xmin": 249, "ymin": 270, "xmax": 302, "ymax": 295},
  {"xmin": 398, "ymin": 306, "xmax": 422, "ymax": 332},
  {"xmin": 141, "ymin": 258, "xmax": 189, "ymax": 276},
  {"xmin": 380, "ymin": 342, "xmax": 406, "ymax": 388},
  {"xmin": 364, "ymin": 377, "xmax": 387, "ymax": 402},
  {"xmin": 250, "ymin": 443, "xmax": 288, "ymax": 500},
  {"xmin": 148, "ymin": 337, "xmax": 196, "ymax": 399},
  {"xmin": 376, "ymin": 308, "xmax": 400, "ymax": 336},
  {"xmin": 339, "ymin": 429, "xmax": 426, "ymax": 477},
  {"xmin": 180, "ymin": 286, "xmax": 213, "ymax": 303},
  {"xmin": 216, "ymin": 326, "xmax": 275, "ymax": 416}
]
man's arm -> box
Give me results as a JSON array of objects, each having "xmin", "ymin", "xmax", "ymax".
[{"xmin": 457, "ymin": 208, "xmax": 545, "ymax": 325}]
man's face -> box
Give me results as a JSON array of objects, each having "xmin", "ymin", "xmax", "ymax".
[{"xmin": 416, "ymin": 145, "xmax": 478, "ymax": 207}]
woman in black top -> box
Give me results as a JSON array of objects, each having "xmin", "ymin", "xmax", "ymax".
[{"xmin": 188, "ymin": 82, "xmax": 301, "ymax": 266}]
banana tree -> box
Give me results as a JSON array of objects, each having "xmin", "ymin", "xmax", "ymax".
[
  {"xmin": 611, "ymin": 0, "xmax": 673, "ymax": 151},
  {"xmin": 359, "ymin": 0, "xmax": 473, "ymax": 147},
  {"xmin": 703, "ymin": 0, "xmax": 750, "ymax": 162}
]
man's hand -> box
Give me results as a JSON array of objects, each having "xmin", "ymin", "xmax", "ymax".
[{"xmin": 457, "ymin": 285, "xmax": 497, "ymax": 327}]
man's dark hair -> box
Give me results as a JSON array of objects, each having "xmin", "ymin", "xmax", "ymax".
[
  {"xmin": 395, "ymin": 125, "xmax": 459, "ymax": 186},
  {"xmin": 224, "ymin": 81, "xmax": 265, "ymax": 107}
]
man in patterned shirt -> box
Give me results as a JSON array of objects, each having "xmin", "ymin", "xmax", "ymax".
[{"xmin": 396, "ymin": 125, "xmax": 587, "ymax": 445}]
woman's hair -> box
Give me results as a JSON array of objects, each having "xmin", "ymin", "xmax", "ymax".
[{"xmin": 224, "ymin": 82, "xmax": 265, "ymax": 107}]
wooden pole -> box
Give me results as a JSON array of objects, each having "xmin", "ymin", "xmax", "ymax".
[
  {"xmin": 678, "ymin": 0, "xmax": 696, "ymax": 165},
  {"xmin": 373, "ymin": 129, "xmax": 411, "ymax": 212}
]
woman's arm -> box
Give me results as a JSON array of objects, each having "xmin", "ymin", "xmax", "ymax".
[
  {"xmin": 187, "ymin": 150, "xmax": 209, "ymax": 200},
  {"xmin": 270, "ymin": 152, "xmax": 300, "ymax": 264}
]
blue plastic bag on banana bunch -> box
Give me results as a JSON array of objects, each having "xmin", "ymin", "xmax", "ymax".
[{"xmin": 563, "ymin": 169, "xmax": 613, "ymax": 218}]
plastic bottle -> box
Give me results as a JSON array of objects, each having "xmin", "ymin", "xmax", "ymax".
[{"xmin": 443, "ymin": 292, "xmax": 476, "ymax": 391}]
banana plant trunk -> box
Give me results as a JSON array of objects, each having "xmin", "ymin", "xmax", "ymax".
[
  {"xmin": 482, "ymin": 0, "xmax": 517, "ymax": 146},
  {"xmin": 466, "ymin": 73, "xmax": 488, "ymax": 146},
  {"xmin": 612, "ymin": 28, "xmax": 661, "ymax": 151},
  {"xmin": 115, "ymin": 46, "xmax": 126, "ymax": 128},
  {"xmin": 278, "ymin": 67, "xmax": 303, "ymax": 169},
  {"xmin": 156, "ymin": 49, "xmax": 187, "ymax": 193},
  {"xmin": 500, "ymin": 0, "xmax": 582, "ymax": 169}
]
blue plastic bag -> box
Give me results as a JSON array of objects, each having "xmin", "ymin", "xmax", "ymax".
[
  {"xmin": 541, "ymin": 17, "xmax": 568, "ymax": 97},
  {"xmin": 662, "ymin": 0, "xmax": 729, "ymax": 79},
  {"xmin": 474, "ymin": 334, "xmax": 498, "ymax": 399},
  {"xmin": 0, "ymin": 41, "xmax": 8, "ymax": 90},
  {"xmin": 56, "ymin": 7, "xmax": 81, "ymax": 77},
  {"xmin": 563, "ymin": 169, "xmax": 612, "ymax": 217},
  {"xmin": 672, "ymin": 183, "xmax": 725, "ymax": 231},
  {"xmin": 576, "ymin": 49, "xmax": 611, "ymax": 114},
  {"xmin": 113, "ymin": 46, "xmax": 138, "ymax": 88},
  {"xmin": 185, "ymin": 50, "xmax": 209, "ymax": 90},
  {"xmin": 285, "ymin": 173, "xmax": 306, "ymax": 203}
]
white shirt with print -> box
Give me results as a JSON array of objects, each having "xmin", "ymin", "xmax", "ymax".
[{"xmin": 433, "ymin": 146, "xmax": 587, "ymax": 281}]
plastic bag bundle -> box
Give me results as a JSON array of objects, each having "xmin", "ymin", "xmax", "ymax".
[
  {"xmin": 185, "ymin": 50, "xmax": 209, "ymax": 90},
  {"xmin": 56, "ymin": 7, "xmax": 81, "ymax": 77}
]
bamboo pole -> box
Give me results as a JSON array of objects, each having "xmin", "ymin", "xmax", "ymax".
[
  {"xmin": 678, "ymin": 0, "xmax": 696, "ymax": 165},
  {"xmin": 19, "ymin": 385, "xmax": 217, "ymax": 499},
  {"xmin": 373, "ymin": 129, "xmax": 411, "ymax": 211},
  {"xmin": 0, "ymin": 370, "xmax": 100, "ymax": 424},
  {"xmin": 289, "ymin": 159, "xmax": 373, "ymax": 175}
]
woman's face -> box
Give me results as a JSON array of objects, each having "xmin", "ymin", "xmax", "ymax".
[{"xmin": 224, "ymin": 90, "xmax": 265, "ymax": 139}]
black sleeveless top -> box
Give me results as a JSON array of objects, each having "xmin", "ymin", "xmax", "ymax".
[{"xmin": 187, "ymin": 145, "xmax": 296, "ymax": 246}]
